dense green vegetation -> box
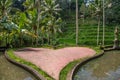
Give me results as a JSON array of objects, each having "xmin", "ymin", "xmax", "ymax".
[
  {"xmin": 0, "ymin": 0, "xmax": 120, "ymax": 47},
  {"xmin": 59, "ymin": 19, "xmax": 115, "ymax": 46}
]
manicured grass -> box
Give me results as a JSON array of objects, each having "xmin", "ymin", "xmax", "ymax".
[
  {"xmin": 88, "ymin": 46, "xmax": 102, "ymax": 54},
  {"xmin": 7, "ymin": 49, "xmax": 54, "ymax": 80},
  {"xmin": 59, "ymin": 60, "xmax": 80, "ymax": 80}
]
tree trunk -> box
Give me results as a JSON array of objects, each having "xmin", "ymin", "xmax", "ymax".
[
  {"xmin": 97, "ymin": 16, "xmax": 100, "ymax": 45},
  {"xmin": 48, "ymin": 31, "xmax": 50, "ymax": 45},
  {"xmin": 103, "ymin": 0, "xmax": 105, "ymax": 46},
  {"xmin": 76, "ymin": 0, "xmax": 79, "ymax": 46},
  {"xmin": 32, "ymin": 27, "xmax": 34, "ymax": 46},
  {"xmin": 41, "ymin": 34, "xmax": 44, "ymax": 45},
  {"xmin": 69, "ymin": 0, "xmax": 71, "ymax": 16},
  {"xmin": 19, "ymin": 32, "xmax": 22, "ymax": 47},
  {"xmin": 82, "ymin": 15, "xmax": 85, "ymax": 24},
  {"xmin": 36, "ymin": 0, "xmax": 41, "ymax": 46}
]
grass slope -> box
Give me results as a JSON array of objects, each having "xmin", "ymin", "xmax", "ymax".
[{"xmin": 59, "ymin": 19, "xmax": 115, "ymax": 46}]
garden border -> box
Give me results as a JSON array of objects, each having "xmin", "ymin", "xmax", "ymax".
[
  {"xmin": 4, "ymin": 51, "xmax": 46, "ymax": 80},
  {"xmin": 67, "ymin": 51, "xmax": 104, "ymax": 80}
]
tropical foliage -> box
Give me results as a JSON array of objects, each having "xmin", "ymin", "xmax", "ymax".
[
  {"xmin": 0, "ymin": 0, "xmax": 62, "ymax": 47},
  {"xmin": 0, "ymin": 0, "xmax": 119, "ymax": 47}
]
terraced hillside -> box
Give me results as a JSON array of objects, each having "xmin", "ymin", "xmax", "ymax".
[{"xmin": 58, "ymin": 19, "xmax": 115, "ymax": 46}]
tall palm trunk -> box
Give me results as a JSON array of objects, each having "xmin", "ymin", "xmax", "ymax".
[
  {"xmin": 5, "ymin": 32, "xmax": 8, "ymax": 46},
  {"xmin": 68, "ymin": 0, "xmax": 71, "ymax": 16},
  {"xmin": 41, "ymin": 34, "xmax": 44, "ymax": 45},
  {"xmin": 32, "ymin": 25, "xmax": 38, "ymax": 46},
  {"xmin": 36, "ymin": 10, "xmax": 40, "ymax": 46},
  {"xmin": 36, "ymin": 0, "xmax": 40, "ymax": 46},
  {"xmin": 76, "ymin": 0, "xmax": 79, "ymax": 45},
  {"xmin": 48, "ymin": 31, "xmax": 50, "ymax": 45},
  {"xmin": 103, "ymin": 0, "xmax": 105, "ymax": 46},
  {"xmin": 97, "ymin": 16, "xmax": 100, "ymax": 45},
  {"xmin": 19, "ymin": 31, "xmax": 22, "ymax": 47}
]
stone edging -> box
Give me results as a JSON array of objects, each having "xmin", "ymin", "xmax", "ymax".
[
  {"xmin": 4, "ymin": 51, "xmax": 46, "ymax": 80},
  {"xmin": 103, "ymin": 45, "xmax": 120, "ymax": 51},
  {"xmin": 67, "ymin": 51, "xmax": 104, "ymax": 80}
]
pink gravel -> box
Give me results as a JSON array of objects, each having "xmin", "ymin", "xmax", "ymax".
[{"xmin": 14, "ymin": 47, "xmax": 96, "ymax": 80}]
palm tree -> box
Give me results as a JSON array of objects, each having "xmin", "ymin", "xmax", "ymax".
[
  {"xmin": 80, "ymin": 2, "xmax": 86, "ymax": 24},
  {"xmin": 89, "ymin": 0, "xmax": 103, "ymax": 45},
  {"xmin": 35, "ymin": 0, "xmax": 41, "ymax": 46},
  {"xmin": 0, "ymin": 0, "xmax": 12, "ymax": 16},
  {"xmin": 41, "ymin": 0, "xmax": 62, "ymax": 45},
  {"xmin": 41, "ymin": 0, "xmax": 61, "ymax": 16},
  {"xmin": 89, "ymin": 0, "xmax": 111, "ymax": 45},
  {"xmin": 103, "ymin": 0, "xmax": 105, "ymax": 46},
  {"xmin": 47, "ymin": 17, "xmax": 62, "ymax": 45},
  {"xmin": 76, "ymin": 0, "xmax": 79, "ymax": 45}
]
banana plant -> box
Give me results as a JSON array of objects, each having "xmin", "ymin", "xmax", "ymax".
[
  {"xmin": 13, "ymin": 11, "xmax": 37, "ymax": 47},
  {"xmin": 0, "ymin": 16, "xmax": 18, "ymax": 47},
  {"xmin": 23, "ymin": 0, "xmax": 41, "ymax": 46},
  {"xmin": 0, "ymin": 11, "xmax": 36, "ymax": 47}
]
